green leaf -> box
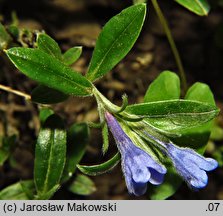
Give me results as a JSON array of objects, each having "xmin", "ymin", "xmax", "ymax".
[
  {"xmin": 8, "ymin": 25, "xmax": 19, "ymax": 38},
  {"xmin": 0, "ymin": 135, "xmax": 16, "ymax": 166},
  {"xmin": 210, "ymin": 121, "xmax": 223, "ymax": 141},
  {"xmin": 77, "ymin": 152, "xmax": 121, "ymax": 176},
  {"xmin": 34, "ymin": 114, "xmax": 66, "ymax": 197},
  {"xmin": 86, "ymin": 3, "xmax": 146, "ymax": 81},
  {"xmin": 180, "ymin": 82, "xmax": 216, "ymax": 148},
  {"xmin": 36, "ymin": 185, "xmax": 60, "ymax": 200},
  {"xmin": 133, "ymin": 0, "xmax": 147, "ymax": 4},
  {"xmin": 125, "ymin": 100, "xmax": 219, "ymax": 133},
  {"xmin": 170, "ymin": 123, "xmax": 212, "ymax": 152},
  {"xmin": 39, "ymin": 108, "xmax": 54, "ymax": 126},
  {"xmin": 144, "ymin": 71, "xmax": 180, "ymax": 102},
  {"xmin": 175, "ymin": 0, "xmax": 210, "ymax": 16},
  {"xmin": 37, "ymin": 33, "xmax": 62, "ymax": 59},
  {"xmin": 31, "ymin": 84, "xmax": 69, "ymax": 104},
  {"xmin": 63, "ymin": 46, "xmax": 82, "ymax": 65},
  {"xmin": 68, "ymin": 174, "xmax": 96, "ymax": 196},
  {"xmin": 0, "ymin": 180, "xmax": 35, "ymax": 200},
  {"xmin": 172, "ymin": 82, "xmax": 217, "ymax": 151},
  {"xmin": 185, "ymin": 82, "xmax": 215, "ymax": 105},
  {"xmin": 62, "ymin": 123, "xmax": 89, "ymax": 183},
  {"xmin": 149, "ymin": 83, "xmax": 217, "ymax": 200},
  {"xmin": 20, "ymin": 181, "xmax": 35, "ymax": 200},
  {"xmin": 0, "ymin": 23, "xmax": 12, "ymax": 50},
  {"xmin": 6, "ymin": 48, "xmax": 93, "ymax": 96},
  {"xmin": 102, "ymin": 123, "xmax": 109, "ymax": 154},
  {"xmin": 213, "ymin": 146, "xmax": 223, "ymax": 167}
]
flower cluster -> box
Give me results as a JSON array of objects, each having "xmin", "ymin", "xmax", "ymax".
[
  {"xmin": 105, "ymin": 112, "xmax": 166, "ymax": 196},
  {"xmin": 105, "ymin": 112, "xmax": 218, "ymax": 196}
]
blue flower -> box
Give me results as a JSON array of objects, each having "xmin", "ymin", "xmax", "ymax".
[
  {"xmin": 143, "ymin": 132, "xmax": 218, "ymax": 189},
  {"xmin": 105, "ymin": 112, "xmax": 167, "ymax": 196},
  {"xmin": 165, "ymin": 143, "xmax": 218, "ymax": 189}
]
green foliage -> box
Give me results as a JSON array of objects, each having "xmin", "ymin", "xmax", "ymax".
[
  {"xmin": 185, "ymin": 82, "xmax": 215, "ymax": 105},
  {"xmin": 125, "ymin": 100, "xmax": 219, "ymax": 134},
  {"xmin": 7, "ymin": 25, "xmax": 19, "ymax": 39},
  {"xmin": 175, "ymin": 0, "xmax": 210, "ymax": 16},
  {"xmin": 62, "ymin": 123, "xmax": 89, "ymax": 183},
  {"xmin": 0, "ymin": 135, "xmax": 16, "ymax": 166},
  {"xmin": 102, "ymin": 123, "xmax": 109, "ymax": 154},
  {"xmin": 31, "ymin": 85, "xmax": 69, "ymax": 104},
  {"xmin": 142, "ymin": 72, "xmax": 218, "ymax": 200},
  {"xmin": 39, "ymin": 108, "xmax": 54, "ymax": 126},
  {"xmin": 213, "ymin": 146, "xmax": 223, "ymax": 167},
  {"xmin": 34, "ymin": 114, "xmax": 66, "ymax": 199},
  {"xmin": 0, "ymin": 116, "xmax": 91, "ymax": 199},
  {"xmin": 133, "ymin": 0, "xmax": 147, "ymax": 4},
  {"xmin": 1, "ymin": 2, "xmax": 220, "ymax": 200},
  {"xmin": 6, "ymin": 48, "xmax": 93, "ymax": 96},
  {"xmin": 37, "ymin": 33, "xmax": 62, "ymax": 59},
  {"xmin": 178, "ymin": 82, "xmax": 216, "ymax": 151},
  {"xmin": 144, "ymin": 71, "xmax": 180, "ymax": 102},
  {"xmin": 86, "ymin": 3, "xmax": 146, "ymax": 81},
  {"xmin": 133, "ymin": 0, "xmax": 211, "ymax": 16},
  {"xmin": 63, "ymin": 46, "xmax": 82, "ymax": 65},
  {"xmin": 37, "ymin": 33, "xmax": 82, "ymax": 65},
  {"xmin": 0, "ymin": 23, "xmax": 12, "ymax": 50},
  {"xmin": 68, "ymin": 174, "xmax": 96, "ymax": 196},
  {"xmin": 210, "ymin": 121, "xmax": 223, "ymax": 141},
  {"xmin": 77, "ymin": 152, "xmax": 120, "ymax": 176},
  {"xmin": 0, "ymin": 180, "xmax": 35, "ymax": 200}
]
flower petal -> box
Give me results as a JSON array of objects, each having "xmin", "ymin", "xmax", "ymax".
[
  {"xmin": 123, "ymin": 163, "xmax": 134, "ymax": 194},
  {"xmin": 138, "ymin": 151, "xmax": 167, "ymax": 175},
  {"xmin": 123, "ymin": 163, "xmax": 147, "ymax": 196},
  {"xmin": 166, "ymin": 143, "xmax": 216, "ymax": 189},
  {"xmin": 149, "ymin": 168, "xmax": 166, "ymax": 185},
  {"xmin": 129, "ymin": 156, "xmax": 151, "ymax": 183},
  {"xmin": 166, "ymin": 143, "xmax": 218, "ymax": 171},
  {"xmin": 172, "ymin": 147, "xmax": 218, "ymax": 171},
  {"xmin": 189, "ymin": 168, "xmax": 208, "ymax": 189},
  {"xmin": 105, "ymin": 111, "xmax": 167, "ymax": 195},
  {"xmin": 200, "ymin": 158, "xmax": 218, "ymax": 171},
  {"xmin": 105, "ymin": 112, "xmax": 130, "ymax": 150},
  {"xmin": 131, "ymin": 181, "xmax": 148, "ymax": 196}
]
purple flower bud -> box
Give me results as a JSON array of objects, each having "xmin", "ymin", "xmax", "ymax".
[
  {"xmin": 165, "ymin": 143, "xmax": 218, "ymax": 189},
  {"xmin": 105, "ymin": 112, "xmax": 167, "ymax": 196}
]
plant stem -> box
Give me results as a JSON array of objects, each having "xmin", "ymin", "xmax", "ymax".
[
  {"xmin": 0, "ymin": 84, "xmax": 31, "ymax": 100},
  {"xmin": 151, "ymin": 0, "xmax": 187, "ymax": 93},
  {"xmin": 92, "ymin": 86, "xmax": 143, "ymax": 121},
  {"xmin": 92, "ymin": 86, "xmax": 120, "ymax": 113}
]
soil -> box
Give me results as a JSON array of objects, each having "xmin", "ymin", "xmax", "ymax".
[{"xmin": 0, "ymin": 0, "xmax": 223, "ymax": 200}]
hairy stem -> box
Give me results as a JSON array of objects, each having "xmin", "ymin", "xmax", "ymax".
[
  {"xmin": 0, "ymin": 84, "xmax": 31, "ymax": 100},
  {"xmin": 151, "ymin": 0, "xmax": 187, "ymax": 93}
]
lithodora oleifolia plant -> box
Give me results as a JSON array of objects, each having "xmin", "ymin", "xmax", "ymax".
[{"xmin": 0, "ymin": 3, "xmax": 220, "ymax": 199}]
